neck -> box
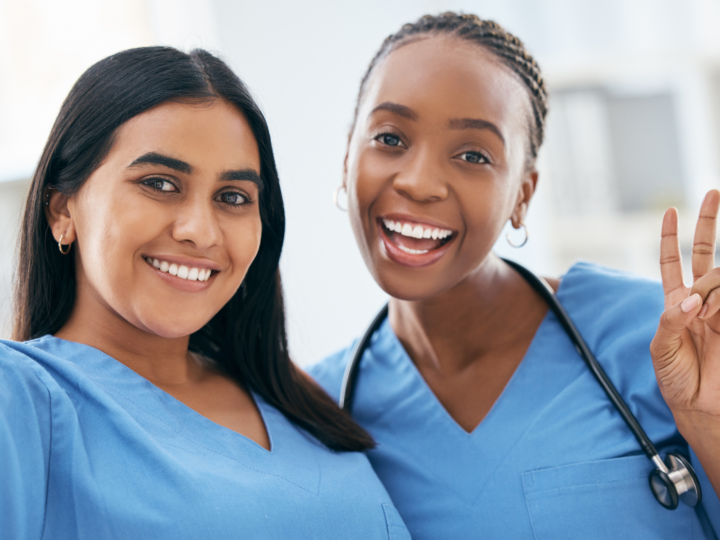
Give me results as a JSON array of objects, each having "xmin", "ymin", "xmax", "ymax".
[
  {"xmin": 389, "ymin": 253, "xmax": 546, "ymax": 374},
  {"xmin": 55, "ymin": 284, "xmax": 199, "ymax": 387}
]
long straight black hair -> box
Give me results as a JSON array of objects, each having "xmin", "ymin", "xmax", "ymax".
[{"xmin": 13, "ymin": 46, "xmax": 374, "ymax": 452}]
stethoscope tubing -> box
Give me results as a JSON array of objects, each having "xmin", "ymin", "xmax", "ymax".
[
  {"xmin": 341, "ymin": 259, "xmax": 658, "ymax": 457},
  {"xmin": 501, "ymin": 258, "xmax": 660, "ymax": 459},
  {"xmin": 339, "ymin": 258, "xmax": 702, "ymax": 510}
]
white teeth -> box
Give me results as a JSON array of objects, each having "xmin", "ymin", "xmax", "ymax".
[
  {"xmin": 146, "ymin": 257, "xmax": 213, "ymax": 282},
  {"xmin": 383, "ymin": 219, "xmax": 453, "ymax": 241},
  {"xmin": 398, "ymin": 245, "xmax": 429, "ymax": 255}
]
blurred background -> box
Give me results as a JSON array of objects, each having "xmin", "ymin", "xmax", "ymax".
[{"xmin": 1, "ymin": 0, "xmax": 719, "ymax": 366}]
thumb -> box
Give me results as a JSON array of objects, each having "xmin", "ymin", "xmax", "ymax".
[{"xmin": 651, "ymin": 293, "xmax": 702, "ymax": 360}]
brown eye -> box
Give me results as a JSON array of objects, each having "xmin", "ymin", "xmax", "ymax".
[
  {"xmin": 142, "ymin": 178, "xmax": 177, "ymax": 192},
  {"xmin": 376, "ymin": 133, "xmax": 402, "ymax": 147},
  {"xmin": 218, "ymin": 191, "xmax": 248, "ymax": 206},
  {"xmin": 459, "ymin": 151, "xmax": 488, "ymax": 164}
]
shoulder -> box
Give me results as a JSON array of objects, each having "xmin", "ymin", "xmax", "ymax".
[
  {"xmin": 0, "ymin": 338, "xmax": 57, "ymax": 402},
  {"xmin": 0, "ymin": 337, "xmax": 81, "ymax": 430},
  {"xmin": 305, "ymin": 344, "xmax": 356, "ymax": 403},
  {"xmin": 560, "ymin": 261, "xmax": 664, "ymax": 315},
  {"xmin": 558, "ymin": 261, "xmax": 664, "ymax": 347},
  {"xmin": 556, "ymin": 263, "xmax": 672, "ymax": 426}
]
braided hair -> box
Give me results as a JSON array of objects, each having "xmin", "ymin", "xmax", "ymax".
[{"xmin": 353, "ymin": 12, "xmax": 548, "ymax": 168}]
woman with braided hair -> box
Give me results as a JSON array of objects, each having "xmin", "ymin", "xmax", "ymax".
[{"xmin": 309, "ymin": 12, "xmax": 720, "ymax": 538}]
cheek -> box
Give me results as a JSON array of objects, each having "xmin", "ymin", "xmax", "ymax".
[
  {"xmin": 73, "ymin": 182, "xmax": 162, "ymax": 284},
  {"xmin": 456, "ymin": 181, "xmax": 515, "ymax": 252},
  {"xmin": 225, "ymin": 217, "xmax": 263, "ymax": 273},
  {"xmin": 348, "ymin": 150, "xmax": 385, "ymax": 232}
]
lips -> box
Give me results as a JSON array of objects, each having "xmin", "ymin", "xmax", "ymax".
[
  {"xmin": 378, "ymin": 217, "xmax": 456, "ymax": 267},
  {"xmin": 144, "ymin": 257, "xmax": 213, "ymax": 282},
  {"xmin": 142, "ymin": 254, "xmax": 219, "ymax": 292}
]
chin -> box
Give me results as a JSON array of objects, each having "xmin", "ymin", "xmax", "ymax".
[
  {"xmin": 373, "ymin": 270, "xmax": 449, "ymax": 302},
  {"xmin": 136, "ymin": 312, "xmax": 213, "ymax": 339}
]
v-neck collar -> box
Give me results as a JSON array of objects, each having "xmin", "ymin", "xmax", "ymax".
[
  {"xmin": 30, "ymin": 336, "xmax": 322, "ymax": 495},
  {"xmin": 362, "ymin": 265, "xmax": 588, "ymax": 502}
]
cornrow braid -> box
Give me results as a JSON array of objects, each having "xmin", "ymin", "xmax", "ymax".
[{"xmin": 353, "ymin": 12, "xmax": 548, "ymax": 168}]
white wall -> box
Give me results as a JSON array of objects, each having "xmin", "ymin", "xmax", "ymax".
[{"xmin": 1, "ymin": 0, "xmax": 719, "ymax": 367}]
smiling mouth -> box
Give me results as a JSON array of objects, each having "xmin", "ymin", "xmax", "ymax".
[
  {"xmin": 144, "ymin": 257, "xmax": 215, "ymax": 282},
  {"xmin": 380, "ymin": 218, "xmax": 455, "ymax": 254}
]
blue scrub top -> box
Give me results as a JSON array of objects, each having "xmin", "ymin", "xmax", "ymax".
[
  {"xmin": 309, "ymin": 262, "xmax": 720, "ymax": 540},
  {"xmin": 0, "ymin": 336, "xmax": 411, "ymax": 540}
]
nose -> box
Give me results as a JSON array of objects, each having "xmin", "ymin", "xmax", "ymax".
[
  {"xmin": 171, "ymin": 194, "xmax": 223, "ymax": 250},
  {"xmin": 392, "ymin": 146, "xmax": 449, "ymax": 203}
]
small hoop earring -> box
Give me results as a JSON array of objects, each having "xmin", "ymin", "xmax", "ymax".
[
  {"xmin": 58, "ymin": 234, "xmax": 72, "ymax": 255},
  {"xmin": 333, "ymin": 185, "xmax": 348, "ymax": 212},
  {"xmin": 506, "ymin": 222, "xmax": 529, "ymax": 248}
]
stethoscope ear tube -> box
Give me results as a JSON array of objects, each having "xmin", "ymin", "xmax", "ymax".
[
  {"xmin": 339, "ymin": 303, "xmax": 389, "ymax": 412},
  {"xmin": 340, "ymin": 259, "xmax": 702, "ymax": 510}
]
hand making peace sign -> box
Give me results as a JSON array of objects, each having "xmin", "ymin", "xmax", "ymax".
[{"xmin": 651, "ymin": 189, "xmax": 720, "ymax": 427}]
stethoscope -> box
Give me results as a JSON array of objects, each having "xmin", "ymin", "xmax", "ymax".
[{"xmin": 339, "ymin": 258, "xmax": 702, "ymax": 511}]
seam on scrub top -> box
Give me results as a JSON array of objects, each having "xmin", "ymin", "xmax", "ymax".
[
  {"xmin": 524, "ymin": 494, "xmax": 541, "ymax": 540},
  {"xmin": 525, "ymin": 475, "xmax": 647, "ymax": 495},
  {"xmin": 468, "ymin": 365, "xmax": 589, "ymax": 505},
  {"xmin": 90, "ymin": 378, "xmax": 321, "ymax": 495},
  {"xmin": 24, "ymin": 360, "xmax": 52, "ymax": 540}
]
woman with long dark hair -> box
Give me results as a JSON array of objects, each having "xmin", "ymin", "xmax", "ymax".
[
  {"xmin": 0, "ymin": 47, "xmax": 409, "ymax": 539},
  {"xmin": 309, "ymin": 12, "xmax": 720, "ymax": 539}
]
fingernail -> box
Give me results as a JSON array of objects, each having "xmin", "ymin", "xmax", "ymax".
[
  {"xmin": 698, "ymin": 304, "xmax": 709, "ymax": 319},
  {"xmin": 682, "ymin": 294, "xmax": 701, "ymax": 313}
]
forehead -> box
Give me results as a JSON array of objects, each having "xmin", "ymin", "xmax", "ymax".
[
  {"xmin": 111, "ymin": 100, "xmax": 260, "ymax": 169},
  {"xmin": 359, "ymin": 36, "xmax": 531, "ymax": 136}
]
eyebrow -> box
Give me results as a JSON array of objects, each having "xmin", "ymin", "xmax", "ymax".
[
  {"xmin": 128, "ymin": 152, "xmax": 192, "ymax": 174},
  {"xmin": 220, "ymin": 168, "xmax": 263, "ymax": 190},
  {"xmin": 447, "ymin": 118, "xmax": 505, "ymax": 146},
  {"xmin": 370, "ymin": 102, "xmax": 418, "ymax": 121},
  {"xmin": 129, "ymin": 152, "xmax": 263, "ymax": 189}
]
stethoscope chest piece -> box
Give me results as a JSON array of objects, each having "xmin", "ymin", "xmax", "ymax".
[{"xmin": 649, "ymin": 453, "xmax": 702, "ymax": 510}]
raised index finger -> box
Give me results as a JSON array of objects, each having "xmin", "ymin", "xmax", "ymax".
[
  {"xmin": 660, "ymin": 207, "xmax": 685, "ymax": 299},
  {"xmin": 692, "ymin": 189, "xmax": 720, "ymax": 282}
]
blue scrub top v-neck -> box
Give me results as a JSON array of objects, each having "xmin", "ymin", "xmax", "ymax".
[
  {"xmin": 309, "ymin": 262, "xmax": 720, "ymax": 540},
  {"xmin": 0, "ymin": 336, "xmax": 411, "ymax": 540}
]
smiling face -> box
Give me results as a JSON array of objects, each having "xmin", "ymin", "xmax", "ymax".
[
  {"xmin": 345, "ymin": 36, "xmax": 537, "ymax": 301},
  {"xmin": 50, "ymin": 100, "xmax": 262, "ymax": 339}
]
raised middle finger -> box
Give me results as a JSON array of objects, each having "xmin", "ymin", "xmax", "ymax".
[{"xmin": 692, "ymin": 189, "xmax": 720, "ymax": 282}]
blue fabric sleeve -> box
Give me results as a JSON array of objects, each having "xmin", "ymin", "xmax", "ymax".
[{"xmin": 0, "ymin": 345, "xmax": 52, "ymax": 540}]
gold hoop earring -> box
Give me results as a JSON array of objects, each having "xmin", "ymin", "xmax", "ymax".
[
  {"xmin": 506, "ymin": 222, "xmax": 528, "ymax": 248},
  {"xmin": 58, "ymin": 234, "xmax": 72, "ymax": 255},
  {"xmin": 333, "ymin": 185, "xmax": 348, "ymax": 212}
]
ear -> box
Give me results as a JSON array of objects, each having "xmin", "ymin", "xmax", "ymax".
[
  {"xmin": 44, "ymin": 188, "xmax": 77, "ymax": 245},
  {"xmin": 342, "ymin": 150, "xmax": 349, "ymax": 189},
  {"xmin": 510, "ymin": 169, "xmax": 538, "ymax": 228},
  {"xmin": 342, "ymin": 129, "xmax": 354, "ymax": 189}
]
